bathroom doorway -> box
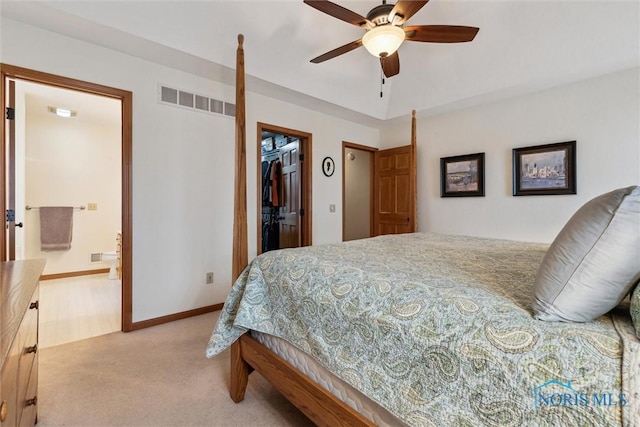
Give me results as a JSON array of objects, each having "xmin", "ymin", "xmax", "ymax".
[
  {"xmin": 257, "ymin": 123, "xmax": 312, "ymax": 254},
  {"xmin": 1, "ymin": 64, "xmax": 133, "ymax": 332}
]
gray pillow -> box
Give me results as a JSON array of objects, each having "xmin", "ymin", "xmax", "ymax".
[
  {"xmin": 631, "ymin": 285, "xmax": 640, "ymax": 339},
  {"xmin": 532, "ymin": 185, "xmax": 640, "ymax": 322}
]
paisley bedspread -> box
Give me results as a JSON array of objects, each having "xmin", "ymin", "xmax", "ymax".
[{"xmin": 206, "ymin": 233, "xmax": 636, "ymax": 426}]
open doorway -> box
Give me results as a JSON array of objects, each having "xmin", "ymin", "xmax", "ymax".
[
  {"xmin": 343, "ymin": 140, "xmax": 417, "ymax": 239},
  {"xmin": 342, "ymin": 142, "xmax": 376, "ymax": 241},
  {"xmin": 257, "ymin": 122, "xmax": 312, "ymax": 254},
  {"xmin": 0, "ymin": 64, "xmax": 132, "ymax": 331}
]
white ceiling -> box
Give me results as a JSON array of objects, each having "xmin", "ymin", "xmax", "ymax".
[
  {"xmin": 3, "ymin": 0, "xmax": 639, "ymax": 124},
  {"xmin": 18, "ymin": 80, "xmax": 121, "ymax": 127}
]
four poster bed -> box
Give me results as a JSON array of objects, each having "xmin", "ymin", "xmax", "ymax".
[{"xmin": 206, "ymin": 35, "xmax": 640, "ymax": 426}]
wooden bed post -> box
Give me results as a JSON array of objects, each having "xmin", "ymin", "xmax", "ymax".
[
  {"xmin": 225, "ymin": 34, "xmax": 410, "ymax": 423},
  {"xmin": 231, "ymin": 35, "xmax": 248, "ymax": 281},
  {"xmin": 230, "ymin": 33, "xmax": 250, "ymax": 403},
  {"xmin": 410, "ymin": 109, "xmax": 418, "ymax": 232}
]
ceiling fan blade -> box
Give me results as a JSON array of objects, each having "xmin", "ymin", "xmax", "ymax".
[
  {"xmin": 380, "ymin": 52, "xmax": 400, "ymax": 78},
  {"xmin": 310, "ymin": 39, "xmax": 363, "ymax": 63},
  {"xmin": 304, "ymin": 0, "xmax": 373, "ymax": 28},
  {"xmin": 404, "ymin": 25, "xmax": 479, "ymax": 43},
  {"xmin": 388, "ymin": 0, "xmax": 429, "ymax": 25}
]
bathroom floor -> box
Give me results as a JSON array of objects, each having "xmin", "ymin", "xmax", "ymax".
[{"xmin": 39, "ymin": 273, "xmax": 121, "ymax": 348}]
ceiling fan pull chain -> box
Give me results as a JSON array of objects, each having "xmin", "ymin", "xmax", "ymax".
[{"xmin": 380, "ymin": 69, "xmax": 385, "ymax": 98}]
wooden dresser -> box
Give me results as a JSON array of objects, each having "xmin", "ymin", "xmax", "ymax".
[{"xmin": 0, "ymin": 260, "xmax": 45, "ymax": 427}]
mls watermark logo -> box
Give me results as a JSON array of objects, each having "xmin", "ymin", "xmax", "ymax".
[{"xmin": 533, "ymin": 379, "xmax": 627, "ymax": 408}]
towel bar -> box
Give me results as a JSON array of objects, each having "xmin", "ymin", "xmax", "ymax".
[{"xmin": 26, "ymin": 205, "xmax": 86, "ymax": 210}]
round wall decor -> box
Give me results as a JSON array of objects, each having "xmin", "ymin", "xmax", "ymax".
[{"xmin": 322, "ymin": 156, "xmax": 335, "ymax": 177}]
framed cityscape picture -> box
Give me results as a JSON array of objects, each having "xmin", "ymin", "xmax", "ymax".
[
  {"xmin": 440, "ymin": 152, "xmax": 485, "ymax": 197},
  {"xmin": 513, "ymin": 141, "xmax": 576, "ymax": 196}
]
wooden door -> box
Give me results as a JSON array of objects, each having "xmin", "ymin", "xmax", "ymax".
[
  {"xmin": 279, "ymin": 140, "xmax": 301, "ymax": 248},
  {"xmin": 374, "ymin": 144, "xmax": 415, "ymax": 235}
]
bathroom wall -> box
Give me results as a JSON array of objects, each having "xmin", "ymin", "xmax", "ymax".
[
  {"xmin": 13, "ymin": 82, "xmax": 27, "ymax": 260},
  {"xmin": 23, "ymin": 89, "xmax": 121, "ymax": 275}
]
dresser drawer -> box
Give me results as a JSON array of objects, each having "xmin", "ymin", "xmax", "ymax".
[
  {"xmin": 20, "ymin": 294, "xmax": 38, "ymax": 352},
  {"xmin": 17, "ymin": 294, "xmax": 38, "ymax": 410},
  {"xmin": 18, "ymin": 361, "xmax": 37, "ymax": 427},
  {"xmin": 0, "ymin": 260, "xmax": 44, "ymax": 427},
  {"xmin": 1, "ymin": 335, "xmax": 20, "ymax": 426}
]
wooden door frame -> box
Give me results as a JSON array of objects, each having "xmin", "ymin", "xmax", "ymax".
[
  {"xmin": 7, "ymin": 80, "xmax": 16, "ymax": 259},
  {"xmin": 0, "ymin": 64, "xmax": 134, "ymax": 332},
  {"xmin": 256, "ymin": 122, "xmax": 312, "ymax": 255},
  {"xmin": 342, "ymin": 141, "xmax": 377, "ymax": 241}
]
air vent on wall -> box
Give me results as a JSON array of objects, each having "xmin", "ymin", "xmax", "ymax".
[
  {"xmin": 158, "ymin": 84, "xmax": 235, "ymax": 118},
  {"xmin": 195, "ymin": 95, "xmax": 209, "ymax": 111},
  {"xmin": 178, "ymin": 91, "xmax": 194, "ymax": 108},
  {"xmin": 210, "ymin": 99, "xmax": 223, "ymax": 114},
  {"xmin": 223, "ymin": 102, "xmax": 235, "ymax": 117},
  {"xmin": 161, "ymin": 86, "xmax": 178, "ymax": 104}
]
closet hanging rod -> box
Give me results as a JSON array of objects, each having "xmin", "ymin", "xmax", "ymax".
[{"xmin": 26, "ymin": 205, "xmax": 86, "ymax": 210}]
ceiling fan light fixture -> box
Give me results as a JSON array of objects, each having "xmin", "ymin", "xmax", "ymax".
[{"xmin": 362, "ymin": 25, "xmax": 405, "ymax": 58}]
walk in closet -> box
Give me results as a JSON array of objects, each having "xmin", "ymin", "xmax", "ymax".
[{"xmin": 261, "ymin": 132, "xmax": 301, "ymax": 253}]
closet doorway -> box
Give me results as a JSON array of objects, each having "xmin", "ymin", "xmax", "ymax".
[
  {"xmin": 257, "ymin": 123, "xmax": 312, "ymax": 254},
  {"xmin": 342, "ymin": 142, "xmax": 376, "ymax": 241}
]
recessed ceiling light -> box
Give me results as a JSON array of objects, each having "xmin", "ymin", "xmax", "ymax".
[{"xmin": 47, "ymin": 106, "xmax": 77, "ymax": 118}]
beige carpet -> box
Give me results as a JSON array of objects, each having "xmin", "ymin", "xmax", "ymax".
[{"xmin": 38, "ymin": 311, "xmax": 314, "ymax": 427}]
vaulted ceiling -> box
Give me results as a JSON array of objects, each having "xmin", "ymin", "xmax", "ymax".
[{"xmin": 3, "ymin": 1, "xmax": 639, "ymax": 124}]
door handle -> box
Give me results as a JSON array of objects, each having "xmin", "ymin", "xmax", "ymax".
[{"xmin": 15, "ymin": 222, "xmax": 23, "ymax": 228}]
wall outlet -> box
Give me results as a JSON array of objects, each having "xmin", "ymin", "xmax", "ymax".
[{"xmin": 206, "ymin": 272, "xmax": 214, "ymax": 284}]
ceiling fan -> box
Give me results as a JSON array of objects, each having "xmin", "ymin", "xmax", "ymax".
[{"xmin": 304, "ymin": 0, "xmax": 479, "ymax": 78}]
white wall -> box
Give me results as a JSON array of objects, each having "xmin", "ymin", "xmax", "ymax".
[
  {"xmin": 5, "ymin": 16, "xmax": 636, "ymax": 323},
  {"xmin": 381, "ymin": 68, "xmax": 640, "ymax": 243},
  {"xmin": 24, "ymin": 98, "xmax": 121, "ymax": 275},
  {"xmin": 0, "ymin": 18, "xmax": 380, "ymax": 322},
  {"xmin": 245, "ymin": 94, "xmax": 380, "ymax": 256}
]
